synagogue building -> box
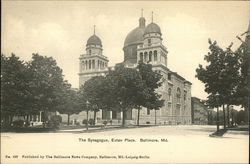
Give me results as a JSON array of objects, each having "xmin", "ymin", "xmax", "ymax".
[{"xmin": 74, "ymin": 12, "xmax": 192, "ymax": 125}]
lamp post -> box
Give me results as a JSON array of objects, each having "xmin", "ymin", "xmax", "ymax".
[
  {"xmin": 86, "ymin": 100, "xmax": 90, "ymax": 131},
  {"xmin": 215, "ymin": 93, "xmax": 220, "ymax": 131}
]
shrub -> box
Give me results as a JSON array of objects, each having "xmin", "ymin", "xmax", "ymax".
[
  {"xmin": 24, "ymin": 121, "xmax": 30, "ymax": 127},
  {"xmin": 12, "ymin": 120, "xmax": 24, "ymax": 128},
  {"xmin": 89, "ymin": 119, "xmax": 95, "ymax": 126},
  {"xmin": 48, "ymin": 115, "xmax": 62, "ymax": 129},
  {"xmin": 76, "ymin": 121, "xmax": 80, "ymax": 126},
  {"xmin": 82, "ymin": 119, "xmax": 88, "ymax": 125},
  {"xmin": 82, "ymin": 119, "xmax": 95, "ymax": 126},
  {"xmin": 103, "ymin": 121, "xmax": 108, "ymax": 126}
]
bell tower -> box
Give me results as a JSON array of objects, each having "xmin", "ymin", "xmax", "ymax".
[
  {"xmin": 79, "ymin": 26, "xmax": 109, "ymax": 87},
  {"xmin": 137, "ymin": 12, "xmax": 168, "ymax": 67}
]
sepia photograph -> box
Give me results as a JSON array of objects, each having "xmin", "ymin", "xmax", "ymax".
[{"xmin": 1, "ymin": 1, "xmax": 249, "ymax": 164}]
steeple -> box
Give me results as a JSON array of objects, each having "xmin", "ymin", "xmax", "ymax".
[
  {"xmin": 139, "ymin": 9, "xmax": 146, "ymax": 28},
  {"xmin": 94, "ymin": 25, "xmax": 96, "ymax": 35},
  {"xmin": 151, "ymin": 11, "xmax": 154, "ymax": 23}
]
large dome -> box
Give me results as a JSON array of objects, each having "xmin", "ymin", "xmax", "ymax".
[
  {"xmin": 124, "ymin": 27, "xmax": 145, "ymax": 47},
  {"xmin": 124, "ymin": 16, "xmax": 146, "ymax": 47},
  {"xmin": 144, "ymin": 22, "xmax": 161, "ymax": 35},
  {"xmin": 86, "ymin": 34, "xmax": 102, "ymax": 46}
]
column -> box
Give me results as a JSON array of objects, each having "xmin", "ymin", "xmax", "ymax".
[
  {"xmin": 92, "ymin": 60, "xmax": 95, "ymax": 69},
  {"xmin": 152, "ymin": 52, "xmax": 154, "ymax": 63},
  {"xmin": 79, "ymin": 61, "xmax": 81, "ymax": 73},
  {"xmin": 89, "ymin": 60, "xmax": 91, "ymax": 70},
  {"xmin": 96, "ymin": 59, "xmax": 98, "ymax": 70},
  {"xmin": 39, "ymin": 111, "xmax": 42, "ymax": 122},
  {"xmin": 109, "ymin": 111, "xmax": 112, "ymax": 120}
]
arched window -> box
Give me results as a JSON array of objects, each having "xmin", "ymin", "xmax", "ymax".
[
  {"xmin": 148, "ymin": 39, "xmax": 151, "ymax": 46},
  {"xmin": 92, "ymin": 60, "xmax": 95, "ymax": 69},
  {"xmin": 154, "ymin": 50, "xmax": 157, "ymax": 61},
  {"xmin": 144, "ymin": 52, "xmax": 148, "ymax": 62},
  {"xmin": 168, "ymin": 88, "xmax": 172, "ymax": 101},
  {"xmin": 140, "ymin": 53, "xmax": 143, "ymax": 61},
  {"xmin": 89, "ymin": 49, "xmax": 91, "ymax": 55},
  {"xmin": 177, "ymin": 88, "xmax": 181, "ymax": 103},
  {"xmin": 147, "ymin": 109, "xmax": 150, "ymax": 115},
  {"xmin": 184, "ymin": 91, "xmax": 187, "ymax": 101},
  {"xmin": 176, "ymin": 104, "xmax": 181, "ymax": 116},
  {"xmin": 85, "ymin": 60, "xmax": 88, "ymax": 70},
  {"xmin": 89, "ymin": 60, "xmax": 91, "ymax": 69},
  {"xmin": 149, "ymin": 51, "xmax": 152, "ymax": 62},
  {"xmin": 81, "ymin": 61, "xmax": 85, "ymax": 70}
]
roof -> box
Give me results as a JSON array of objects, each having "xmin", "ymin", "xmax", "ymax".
[
  {"xmin": 169, "ymin": 71, "xmax": 192, "ymax": 85},
  {"xmin": 191, "ymin": 97, "xmax": 208, "ymax": 108},
  {"xmin": 87, "ymin": 34, "xmax": 102, "ymax": 46},
  {"xmin": 144, "ymin": 22, "xmax": 161, "ymax": 35},
  {"xmin": 124, "ymin": 26, "xmax": 145, "ymax": 47},
  {"xmin": 124, "ymin": 16, "xmax": 146, "ymax": 47}
]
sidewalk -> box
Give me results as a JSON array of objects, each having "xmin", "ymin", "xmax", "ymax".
[{"xmin": 58, "ymin": 124, "xmax": 156, "ymax": 133}]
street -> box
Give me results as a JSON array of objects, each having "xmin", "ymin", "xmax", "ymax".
[{"xmin": 1, "ymin": 125, "xmax": 249, "ymax": 164}]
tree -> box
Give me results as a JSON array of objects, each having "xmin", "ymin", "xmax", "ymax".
[
  {"xmin": 205, "ymin": 94, "xmax": 221, "ymax": 130},
  {"xmin": 236, "ymin": 110, "xmax": 247, "ymax": 125},
  {"xmin": 235, "ymin": 30, "xmax": 250, "ymax": 124},
  {"xmin": 28, "ymin": 53, "xmax": 67, "ymax": 123},
  {"xmin": 57, "ymin": 86, "xmax": 81, "ymax": 126},
  {"xmin": 82, "ymin": 76, "xmax": 106, "ymax": 125},
  {"xmin": 196, "ymin": 39, "xmax": 241, "ymax": 129},
  {"xmin": 136, "ymin": 61, "xmax": 164, "ymax": 126},
  {"xmin": 1, "ymin": 53, "xmax": 73, "ymax": 128},
  {"xmin": 1, "ymin": 54, "xmax": 32, "ymax": 126},
  {"xmin": 77, "ymin": 86, "xmax": 89, "ymax": 130},
  {"xmin": 104, "ymin": 64, "xmax": 144, "ymax": 127}
]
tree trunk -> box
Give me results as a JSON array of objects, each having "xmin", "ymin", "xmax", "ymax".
[
  {"xmin": 10, "ymin": 115, "xmax": 13, "ymax": 125},
  {"xmin": 231, "ymin": 111, "xmax": 234, "ymax": 127},
  {"xmin": 223, "ymin": 104, "xmax": 226, "ymax": 129},
  {"xmin": 122, "ymin": 110, "xmax": 126, "ymax": 127},
  {"xmin": 42, "ymin": 110, "xmax": 46, "ymax": 128},
  {"xmin": 93, "ymin": 110, "xmax": 97, "ymax": 125},
  {"xmin": 43, "ymin": 110, "xmax": 47, "ymax": 122},
  {"xmin": 67, "ymin": 114, "xmax": 70, "ymax": 126},
  {"xmin": 137, "ymin": 108, "xmax": 140, "ymax": 126},
  {"xmin": 155, "ymin": 109, "xmax": 157, "ymax": 125},
  {"xmin": 3, "ymin": 114, "xmax": 10, "ymax": 126},
  {"xmin": 244, "ymin": 107, "xmax": 249, "ymax": 125},
  {"xmin": 216, "ymin": 107, "xmax": 219, "ymax": 131},
  {"xmin": 226, "ymin": 105, "xmax": 230, "ymax": 128},
  {"xmin": 86, "ymin": 110, "xmax": 89, "ymax": 131}
]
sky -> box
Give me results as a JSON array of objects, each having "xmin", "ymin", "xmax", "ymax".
[{"xmin": 2, "ymin": 1, "xmax": 250, "ymax": 101}]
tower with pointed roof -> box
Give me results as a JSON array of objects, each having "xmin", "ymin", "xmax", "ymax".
[
  {"xmin": 79, "ymin": 26, "xmax": 109, "ymax": 87},
  {"xmin": 123, "ymin": 9, "xmax": 146, "ymax": 65},
  {"xmin": 137, "ymin": 11, "xmax": 168, "ymax": 67}
]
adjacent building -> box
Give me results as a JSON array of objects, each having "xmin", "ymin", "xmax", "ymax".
[{"xmin": 191, "ymin": 97, "xmax": 208, "ymax": 125}]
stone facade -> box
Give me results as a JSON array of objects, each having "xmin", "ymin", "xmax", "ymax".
[
  {"xmin": 191, "ymin": 97, "xmax": 208, "ymax": 125},
  {"xmin": 74, "ymin": 14, "xmax": 192, "ymax": 125}
]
